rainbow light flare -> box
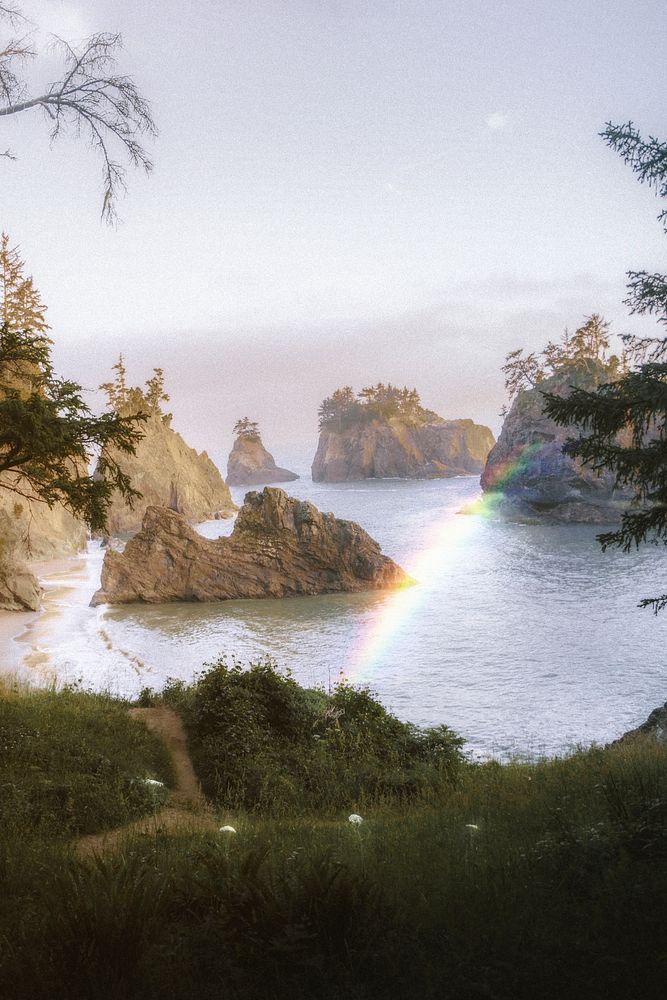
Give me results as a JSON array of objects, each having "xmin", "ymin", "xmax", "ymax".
[{"xmin": 342, "ymin": 442, "xmax": 542, "ymax": 685}]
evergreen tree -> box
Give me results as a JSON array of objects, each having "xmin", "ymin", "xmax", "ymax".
[
  {"xmin": 233, "ymin": 417, "xmax": 260, "ymax": 440},
  {"xmin": 0, "ymin": 243, "xmax": 145, "ymax": 531},
  {"xmin": 0, "ymin": 232, "xmax": 49, "ymax": 337},
  {"xmin": 543, "ymin": 122, "xmax": 667, "ymax": 611}
]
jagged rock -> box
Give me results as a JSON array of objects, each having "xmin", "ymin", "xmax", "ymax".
[
  {"xmin": 92, "ymin": 487, "xmax": 410, "ymax": 605},
  {"xmin": 612, "ymin": 702, "xmax": 667, "ymax": 745},
  {"xmin": 0, "ymin": 509, "xmax": 41, "ymax": 611},
  {"xmin": 98, "ymin": 410, "xmax": 237, "ymax": 535},
  {"xmin": 481, "ymin": 362, "xmax": 632, "ymax": 522},
  {"xmin": 312, "ymin": 418, "xmax": 494, "ymax": 482},
  {"xmin": 227, "ymin": 435, "xmax": 298, "ymax": 486}
]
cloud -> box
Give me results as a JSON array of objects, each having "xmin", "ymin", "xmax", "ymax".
[{"xmin": 486, "ymin": 112, "xmax": 508, "ymax": 131}]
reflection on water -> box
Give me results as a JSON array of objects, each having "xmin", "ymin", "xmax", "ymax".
[{"xmin": 9, "ymin": 472, "xmax": 667, "ymax": 758}]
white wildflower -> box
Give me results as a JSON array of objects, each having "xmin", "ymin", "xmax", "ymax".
[
  {"xmin": 348, "ymin": 814, "xmax": 364, "ymax": 825},
  {"xmin": 465, "ymin": 823, "xmax": 479, "ymax": 830},
  {"xmin": 144, "ymin": 778, "xmax": 165, "ymax": 787},
  {"xmin": 219, "ymin": 825, "xmax": 237, "ymax": 834}
]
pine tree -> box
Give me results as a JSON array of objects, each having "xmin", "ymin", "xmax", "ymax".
[
  {"xmin": 543, "ymin": 122, "xmax": 667, "ymax": 611},
  {"xmin": 0, "ymin": 232, "xmax": 49, "ymax": 338},
  {"xmin": 0, "ymin": 244, "xmax": 145, "ymax": 531},
  {"xmin": 233, "ymin": 417, "xmax": 260, "ymax": 440},
  {"xmin": 100, "ymin": 354, "xmax": 128, "ymax": 409}
]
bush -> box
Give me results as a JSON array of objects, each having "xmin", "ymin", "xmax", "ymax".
[
  {"xmin": 0, "ymin": 683, "xmax": 172, "ymax": 841},
  {"xmin": 164, "ymin": 658, "xmax": 464, "ymax": 813}
]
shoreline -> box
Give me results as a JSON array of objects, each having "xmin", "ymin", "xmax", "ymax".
[{"xmin": 0, "ymin": 548, "xmax": 96, "ymax": 684}]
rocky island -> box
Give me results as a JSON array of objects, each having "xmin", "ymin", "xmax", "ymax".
[
  {"xmin": 312, "ymin": 383, "xmax": 494, "ymax": 482},
  {"xmin": 96, "ymin": 361, "xmax": 237, "ymax": 535},
  {"xmin": 92, "ymin": 486, "xmax": 410, "ymax": 605},
  {"xmin": 481, "ymin": 317, "xmax": 632, "ymax": 522},
  {"xmin": 226, "ymin": 418, "xmax": 298, "ymax": 486}
]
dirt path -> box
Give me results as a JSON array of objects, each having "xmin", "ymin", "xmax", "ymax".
[{"xmin": 75, "ymin": 706, "xmax": 219, "ymax": 858}]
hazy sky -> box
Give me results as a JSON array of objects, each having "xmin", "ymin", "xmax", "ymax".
[{"xmin": 1, "ymin": 0, "xmax": 665, "ymax": 461}]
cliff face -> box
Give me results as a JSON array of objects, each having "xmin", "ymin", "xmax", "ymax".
[
  {"xmin": 99, "ymin": 411, "xmax": 237, "ymax": 535},
  {"xmin": 0, "ymin": 509, "xmax": 41, "ymax": 611},
  {"xmin": 481, "ymin": 362, "xmax": 630, "ymax": 522},
  {"xmin": 92, "ymin": 487, "xmax": 410, "ymax": 605},
  {"xmin": 226, "ymin": 435, "xmax": 298, "ymax": 486},
  {"xmin": 312, "ymin": 417, "xmax": 495, "ymax": 482},
  {"xmin": 0, "ymin": 475, "xmax": 87, "ymax": 560}
]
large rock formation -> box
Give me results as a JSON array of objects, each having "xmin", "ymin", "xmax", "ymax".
[
  {"xmin": 0, "ymin": 475, "xmax": 87, "ymax": 560},
  {"xmin": 312, "ymin": 418, "xmax": 494, "ymax": 482},
  {"xmin": 227, "ymin": 434, "xmax": 298, "ymax": 486},
  {"xmin": 481, "ymin": 362, "xmax": 631, "ymax": 522},
  {"xmin": 0, "ymin": 475, "xmax": 87, "ymax": 612},
  {"xmin": 612, "ymin": 702, "xmax": 667, "ymax": 746},
  {"xmin": 99, "ymin": 410, "xmax": 237, "ymax": 535},
  {"xmin": 92, "ymin": 487, "xmax": 410, "ymax": 605},
  {"xmin": 0, "ymin": 509, "xmax": 41, "ymax": 611}
]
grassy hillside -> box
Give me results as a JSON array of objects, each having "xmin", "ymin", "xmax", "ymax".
[{"xmin": 1, "ymin": 666, "xmax": 665, "ymax": 1000}]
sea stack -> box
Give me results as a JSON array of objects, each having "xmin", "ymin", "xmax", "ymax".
[
  {"xmin": 312, "ymin": 384, "xmax": 494, "ymax": 482},
  {"xmin": 226, "ymin": 418, "xmax": 298, "ymax": 486},
  {"xmin": 95, "ymin": 363, "xmax": 236, "ymax": 535},
  {"xmin": 92, "ymin": 487, "xmax": 411, "ymax": 605},
  {"xmin": 481, "ymin": 360, "xmax": 631, "ymax": 522}
]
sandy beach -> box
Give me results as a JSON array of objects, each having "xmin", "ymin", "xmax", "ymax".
[{"xmin": 0, "ymin": 549, "xmax": 100, "ymax": 686}]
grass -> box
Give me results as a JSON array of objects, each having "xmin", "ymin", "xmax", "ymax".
[
  {"xmin": 0, "ymin": 667, "xmax": 666, "ymax": 999},
  {"xmin": 0, "ymin": 677, "xmax": 173, "ymax": 843},
  {"xmin": 159, "ymin": 657, "xmax": 465, "ymax": 814}
]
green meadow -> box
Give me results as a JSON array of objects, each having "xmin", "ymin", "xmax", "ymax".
[{"xmin": 1, "ymin": 661, "xmax": 665, "ymax": 1000}]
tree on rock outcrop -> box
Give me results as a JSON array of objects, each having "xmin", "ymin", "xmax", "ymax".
[
  {"xmin": 0, "ymin": 235, "xmax": 144, "ymax": 531},
  {"xmin": 0, "ymin": 2, "xmax": 156, "ymax": 222},
  {"xmin": 233, "ymin": 417, "xmax": 260, "ymax": 440},
  {"xmin": 501, "ymin": 314, "xmax": 618, "ymax": 403},
  {"xmin": 100, "ymin": 357, "xmax": 171, "ymax": 417},
  {"xmin": 318, "ymin": 383, "xmax": 432, "ymax": 430},
  {"xmin": 544, "ymin": 122, "xmax": 667, "ymax": 612}
]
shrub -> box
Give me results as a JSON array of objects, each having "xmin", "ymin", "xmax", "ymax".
[
  {"xmin": 0, "ymin": 684, "xmax": 172, "ymax": 841},
  {"xmin": 164, "ymin": 658, "xmax": 464, "ymax": 813}
]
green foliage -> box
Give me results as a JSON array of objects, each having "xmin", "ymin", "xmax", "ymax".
[
  {"xmin": 544, "ymin": 122, "xmax": 667, "ymax": 611},
  {"xmin": 163, "ymin": 657, "xmax": 464, "ymax": 813},
  {"xmin": 100, "ymin": 355, "xmax": 170, "ymax": 416},
  {"xmin": 0, "ymin": 683, "xmax": 172, "ymax": 841},
  {"xmin": 2, "ymin": 734, "xmax": 666, "ymax": 999},
  {"xmin": 0, "ymin": 231, "xmax": 49, "ymax": 336},
  {"xmin": 0, "ymin": 236, "xmax": 147, "ymax": 530},
  {"xmin": 318, "ymin": 382, "xmax": 434, "ymax": 431},
  {"xmin": 502, "ymin": 313, "xmax": 617, "ymax": 401},
  {"xmin": 233, "ymin": 416, "xmax": 260, "ymax": 440}
]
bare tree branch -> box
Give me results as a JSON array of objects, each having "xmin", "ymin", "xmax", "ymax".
[{"xmin": 1, "ymin": 10, "xmax": 156, "ymax": 223}]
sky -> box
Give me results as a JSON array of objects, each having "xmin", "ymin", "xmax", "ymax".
[{"xmin": 1, "ymin": 0, "xmax": 665, "ymax": 464}]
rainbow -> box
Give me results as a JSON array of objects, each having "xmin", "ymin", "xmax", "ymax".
[{"xmin": 342, "ymin": 442, "xmax": 542, "ymax": 685}]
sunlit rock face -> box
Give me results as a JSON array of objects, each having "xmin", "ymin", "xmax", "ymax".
[
  {"xmin": 97, "ymin": 411, "xmax": 237, "ymax": 536},
  {"xmin": 226, "ymin": 435, "xmax": 298, "ymax": 486},
  {"xmin": 312, "ymin": 418, "xmax": 494, "ymax": 482},
  {"xmin": 481, "ymin": 363, "xmax": 632, "ymax": 523},
  {"xmin": 0, "ymin": 509, "xmax": 41, "ymax": 611},
  {"xmin": 0, "ymin": 474, "xmax": 87, "ymax": 560},
  {"xmin": 92, "ymin": 487, "xmax": 410, "ymax": 605}
]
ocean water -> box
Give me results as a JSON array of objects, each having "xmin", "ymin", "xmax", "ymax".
[{"xmin": 9, "ymin": 457, "xmax": 667, "ymax": 759}]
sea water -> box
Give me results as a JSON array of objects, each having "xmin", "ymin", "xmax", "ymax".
[{"xmin": 8, "ymin": 458, "xmax": 667, "ymax": 758}]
